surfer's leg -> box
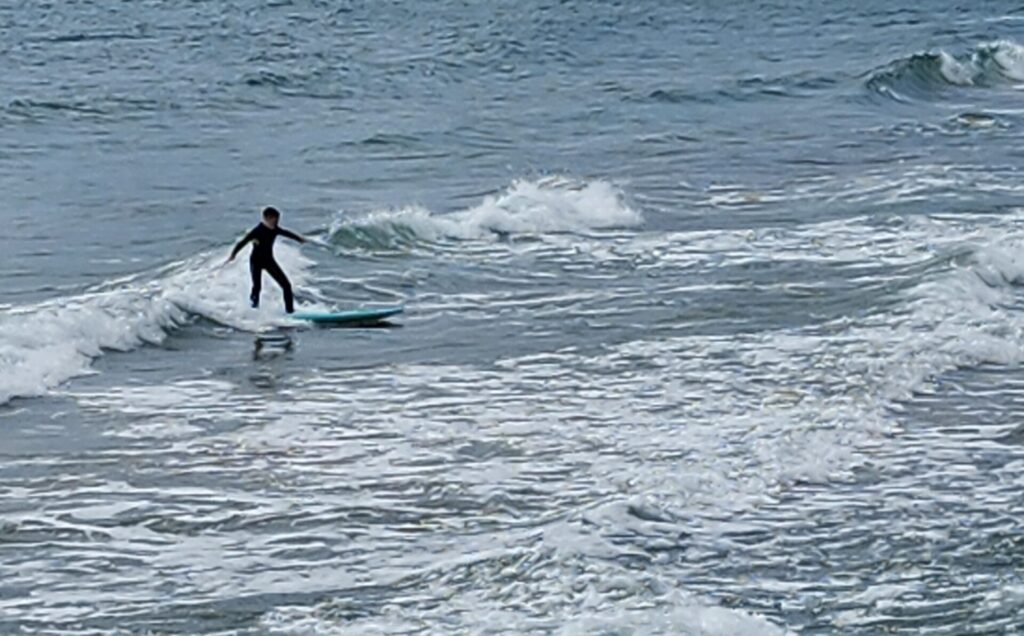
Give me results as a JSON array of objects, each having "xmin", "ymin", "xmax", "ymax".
[
  {"xmin": 249, "ymin": 260, "xmax": 262, "ymax": 308},
  {"xmin": 265, "ymin": 259, "xmax": 294, "ymax": 314}
]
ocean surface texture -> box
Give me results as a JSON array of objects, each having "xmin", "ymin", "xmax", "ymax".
[{"xmin": 4, "ymin": 1, "xmax": 1024, "ymax": 634}]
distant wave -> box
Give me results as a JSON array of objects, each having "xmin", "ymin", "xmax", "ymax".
[
  {"xmin": 326, "ymin": 177, "xmax": 642, "ymax": 250},
  {"xmin": 644, "ymin": 72, "xmax": 838, "ymax": 106},
  {"xmin": 4, "ymin": 95, "xmax": 175, "ymax": 122},
  {"xmin": 867, "ymin": 39, "xmax": 1024, "ymax": 101},
  {"xmin": 240, "ymin": 66, "xmax": 356, "ymax": 101}
]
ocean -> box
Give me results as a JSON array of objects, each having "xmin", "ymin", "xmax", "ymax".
[{"xmin": 3, "ymin": 1, "xmax": 1024, "ymax": 633}]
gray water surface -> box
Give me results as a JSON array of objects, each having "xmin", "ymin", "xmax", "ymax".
[{"xmin": 4, "ymin": 2, "xmax": 1024, "ymax": 633}]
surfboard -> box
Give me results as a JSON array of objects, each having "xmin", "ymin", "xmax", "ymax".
[{"xmin": 292, "ymin": 306, "xmax": 404, "ymax": 325}]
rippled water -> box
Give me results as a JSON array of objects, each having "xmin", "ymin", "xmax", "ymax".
[{"xmin": 5, "ymin": 1, "xmax": 1024, "ymax": 633}]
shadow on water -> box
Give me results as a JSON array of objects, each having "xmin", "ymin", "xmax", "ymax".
[
  {"xmin": 250, "ymin": 334, "xmax": 295, "ymax": 389},
  {"xmin": 253, "ymin": 333, "xmax": 293, "ymax": 362},
  {"xmin": 310, "ymin": 319, "xmax": 404, "ymax": 330},
  {"xmin": 251, "ymin": 319, "xmax": 400, "ymax": 362},
  {"xmin": 995, "ymin": 422, "xmax": 1024, "ymax": 446}
]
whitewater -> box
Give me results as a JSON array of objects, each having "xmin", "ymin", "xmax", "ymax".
[{"xmin": 5, "ymin": 2, "xmax": 1024, "ymax": 634}]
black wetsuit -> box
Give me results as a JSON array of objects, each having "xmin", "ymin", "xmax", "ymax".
[{"xmin": 230, "ymin": 223, "xmax": 303, "ymax": 313}]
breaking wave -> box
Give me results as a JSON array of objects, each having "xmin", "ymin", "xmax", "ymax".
[
  {"xmin": 326, "ymin": 177, "xmax": 642, "ymax": 250},
  {"xmin": 0, "ymin": 246, "xmax": 315, "ymax": 405},
  {"xmin": 867, "ymin": 39, "xmax": 1024, "ymax": 101}
]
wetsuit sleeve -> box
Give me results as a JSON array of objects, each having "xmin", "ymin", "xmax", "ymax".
[
  {"xmin": 277, "ymin": 227, "xmax": 305, "ymax": 243},
  {"xmin": 229, "ymin": 228, "xmax": 256, "ymax": 260}
]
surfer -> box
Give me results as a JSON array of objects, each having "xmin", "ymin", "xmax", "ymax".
[{"xmin": 228, "ymin": 206, "xmax": 306, "ymax": 313}]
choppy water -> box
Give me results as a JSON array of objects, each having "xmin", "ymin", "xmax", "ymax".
[{"xmin": 4, "ymin": 1, "xmax": 1024, "ymax": 633}]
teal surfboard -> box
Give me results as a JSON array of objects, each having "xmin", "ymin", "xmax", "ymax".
[{"xmin": 292, "ymin": 306, "xmax": 404, "ymax": 325}]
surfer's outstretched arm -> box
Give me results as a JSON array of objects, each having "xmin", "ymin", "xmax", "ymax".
[
  {"xmin": 228, "ymin": 229, "xmax": 256, "ymax": 262},
  {"xmin": 278, "ymin": 228, "xmax": 306, "ymax": 244}
]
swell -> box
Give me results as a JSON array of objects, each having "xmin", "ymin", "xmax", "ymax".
[
  {"xmin": 641, "ymin": 39, "xmax": 1024, "ymax": 107},
  {"xmin": 866, "ymin": 39, "xmax": 1024, "ymax": 102},
  {"xmin": 644, "ymin": 72, "xmax": 839, "ymax": 105}
]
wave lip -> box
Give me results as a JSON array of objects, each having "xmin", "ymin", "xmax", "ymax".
[
  {"xmin": 327, "ymin": 177, "xmax": 642, "ymax": 250},
  {"xmin": 866, "ymin": 39, "xmax": 1024, "ymax": 101}
]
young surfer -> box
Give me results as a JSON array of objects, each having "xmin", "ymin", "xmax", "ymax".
[{"xmin": 228, "ymin": 206, "xmax": 306, "ymax": 313}]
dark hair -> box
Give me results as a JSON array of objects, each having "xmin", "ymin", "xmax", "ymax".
[{"xmin": 262, "ymin": 206, "xmax": 281, "ymax": 220}]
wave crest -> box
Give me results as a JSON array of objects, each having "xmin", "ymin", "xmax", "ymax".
[
  {"xmin": 327, "ymin": 177, "xmax": 641, "ymax": 250},
  {"xmin": 866, "ymin": 39, "xmax": 1024, "ymax": 101}
]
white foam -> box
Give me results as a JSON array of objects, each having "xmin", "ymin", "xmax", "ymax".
[
  {"xmin": 938, "ymin": 50, "xmax": 976, "ymax": 85},
  {"xmin": 0, "ymin": 290, "xmax": 182, "ymax": 404},
  {"xmin": 555, "ymin": 597, "xmax": 791, "ymax": 636},
  {"xmin": 935, "ymin": 39, "xmax": 1024, "ymax": 86},
  {"xmin": 331, "ymin": 176, "xmax": 642, "ymax": 243},
  {"xmin": 700, "ymin": 164, "xmax": 1000, "ymax": 211},
  {"xmin": 261, "ymin": 595, "xmax": 790, "ymax": 636},
  {"xmin": 0, "ymin": 244, "xmax": 317, "ymax": 405},
  {"xmin": 38, "ymin": 202, "xmax": 1024, "ymax": 633},
  {"xmin": 57, "ymin": 209, "xmax": 1024, "ymax": 635},
  {"xmin": 166, "ymin": 245, "xmax": 318, "ymax": 332},
  {"xmin": 987, "ymin": 39, "xmax": 1024, "ymax": 81}
]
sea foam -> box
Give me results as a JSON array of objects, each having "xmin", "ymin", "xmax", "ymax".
[
  {"xmin": 0, "ymin": 245, "xmax": 315, "ymax": 405},
  {"xmin": 327, "ymin": 177, "xmax": 642, "ymax": 249}
]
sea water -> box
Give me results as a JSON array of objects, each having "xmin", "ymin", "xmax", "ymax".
[{"xmin": 4, "ymin": 1, "xmax": 1024, "ymax": 633}]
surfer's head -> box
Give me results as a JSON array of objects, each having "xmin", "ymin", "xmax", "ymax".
[{"xmin": 262, "ymin": 206, "xmax": 281, "ymax": 228}]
